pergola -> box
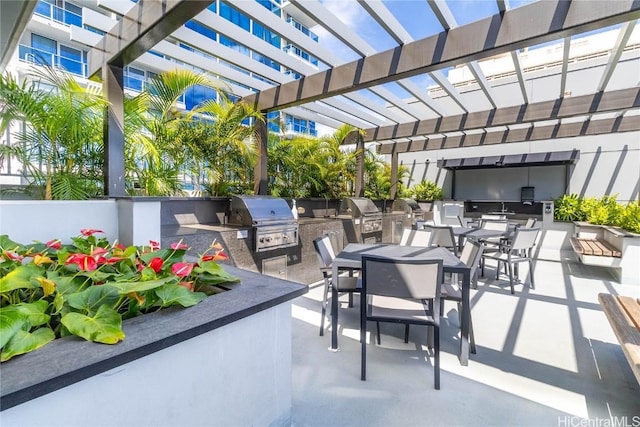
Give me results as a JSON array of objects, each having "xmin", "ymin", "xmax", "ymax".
[{"xmin": 4, "ymin": 0, "xmax": 639, "ymax": 197}]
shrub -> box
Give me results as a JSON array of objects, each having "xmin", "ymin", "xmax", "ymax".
[
  {"xmin": 554, "ymin": 194, "xmax": 639, "ymax": 233},
  {"xmin": 554, "ymin": 194, "xmax": 585, "ymax": 222},
  {"xmin": 411, "ymin": 180, "xmax": 443, "ymax": 201}
]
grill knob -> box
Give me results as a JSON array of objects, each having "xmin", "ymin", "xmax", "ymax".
[{"xmin": 259, "ymin": 238, "xmax": 265, "ymax": 243}]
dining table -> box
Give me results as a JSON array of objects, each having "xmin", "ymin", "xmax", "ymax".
[
  {"xmin": 331, "ymin": 243, "xmax": 473, "ymax": 366},
  {"xmin": 451, "ymin": 226, "xmax": 512, "ymax": 252}
]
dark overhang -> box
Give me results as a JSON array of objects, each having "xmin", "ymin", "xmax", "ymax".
[{"xmin": 437, "ymin": 149, "xmax": 580, "ymax": 170}]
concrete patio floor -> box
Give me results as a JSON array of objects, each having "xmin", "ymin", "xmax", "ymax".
[{"xmin": 289, "ymin": 250, "xmax": 640, "ymax": 426}]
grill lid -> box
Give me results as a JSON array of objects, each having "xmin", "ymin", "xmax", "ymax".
[
  {"xmin": 392, "ymin": 198, "xmax": 423, "ymax": 213},
  {"xmin": 229, "ymin": 195, "xmax": 295, "ymax": 226},
  {"xmin": 342, "ymin": 197, "xmax": 380, "ymax": 217}
]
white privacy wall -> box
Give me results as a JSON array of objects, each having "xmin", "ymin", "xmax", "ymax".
[{"xmin": 1, "ymin": 303, "xmax": 293, "ymax": 427}]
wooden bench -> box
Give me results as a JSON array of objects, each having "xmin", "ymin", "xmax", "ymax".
[
  {"xmin": 598, "ymin": 294, "xmax": 640, "ymax": 385},
  {"xmin": 570, "ymin": 237, "xmax": 622, "ymax": 258}
]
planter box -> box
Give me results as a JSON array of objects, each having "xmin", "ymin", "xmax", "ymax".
[{"xmin": 1, "ymin": 266, "xmax": 307, "ymax": 426}]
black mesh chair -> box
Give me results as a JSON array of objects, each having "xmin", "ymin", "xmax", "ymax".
[
  {"xmin": 440, "ymin": 239, "xmax": 484, "ymax": 354},
  {"xmin": 360, "ymin": 255, "xmax": 443, "ymax": 389},
  {"xmin": 313, "ymin": 235, "xmax": 360, "ymax": 336}
]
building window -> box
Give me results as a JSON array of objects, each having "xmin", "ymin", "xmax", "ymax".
[
  {"xmin": 34, "ymin": 0, "xmax": 82, "ymax": 28},
  {"xmin": 219, "ymin": 2, "xmax": 250, "ymax": 31},
  {"xmin": 285, "ymin": 114, "xmax": 317, "ymax": 137},
  {"xmin": 21, "ymin": 34, "xmax": 87, "ymax": 77},
  {"xmin": 219, "ymin": 35, "xmax": 250, "ymax": 56},
  {"xmin": 253, "ymin": 22, "xmax": 281, "ymax": 49},
  {"xmin": 185, "ymin": 20, "xmax": 217, "ymax": 41}
]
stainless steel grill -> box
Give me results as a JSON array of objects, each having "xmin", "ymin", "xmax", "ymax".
[
  {"xmin": 392, "ymin": 198, "xmax": 428, "ymax": 222},
  {"xmin": 228, "ymin": 195, "xmax": 298, "ymax": 252},
  {"xmin": 341, "ymin": 197, "xmax": 383, "ymax": 234}
]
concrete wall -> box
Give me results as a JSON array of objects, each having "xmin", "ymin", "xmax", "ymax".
[
  {"xmin": 400, "ymin": 52, "xmax": 640, "ymax": 204},
  {"xmin": 1, "ymin": 301, "xmax": 293, "ymax": 427},
  {"xmin": 398, "ymin": 131, "xmax": 640, "ymax": 204},
  {"xmin": 0, "ymin": 200, "xmax": 118, "ymax": 244}
]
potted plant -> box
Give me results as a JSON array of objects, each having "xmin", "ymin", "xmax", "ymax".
[{"xmin": 0, "ymin": 229, "xmax": 238, "ymax": 362}]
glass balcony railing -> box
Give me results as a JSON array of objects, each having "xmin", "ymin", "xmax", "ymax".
[
  {"xmin": 19, "ymin": 45, "xmax": 86, "ymax": 77},
  {"xmin": 34, "ymin": 1, "xmax": 82, "ymax": 28}
]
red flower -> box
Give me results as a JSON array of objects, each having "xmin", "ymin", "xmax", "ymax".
[
  {"xmin": 91, "ymin": 247, "xmax": 108, "ymax": 256},
  {"xmin": 148, "ymin": 257, "xmax": 164, "ymax": 273},
  {"xmin": 178, "ymin": 281, "xmax": 194, "ymax": 291},
  {"xmin": 104, "ymin": 257, "xmax": 123, "ymax": 264},
  {"xmin": 171, "ymin": 262, "xmax": 193, "ymax": 277},
  {"xmin": 170, "ymin": 242, "xmax": 189, "ymax": 250},
  {"xmin": 1, "ymin": 251, "xmax": 23, "ymax": 261},
  {"xmin": 66, "ymin": 253, "xmax": 98, "ymax": 271},
  {"xmin": 46, "ymin": 239, "xmax": 62, "ymax": 250},
  {"xmin": 149, "ymin": 240, "xmax": 160, "ymax": 251},
  {"xmin": 81, "ymin": 229, "xmax": 104, "ymax": 237},
  {"xmin": 202, "ymin": 252, "xmax": 228, "ymax": 262}
]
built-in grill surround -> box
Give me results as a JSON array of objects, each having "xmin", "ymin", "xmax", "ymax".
[
  {"xmin": 392, "ymin": 198, "xmax": 427, "ymax": 222},
  {"xmin": 228, "ymin": 195, "xmax": 299, "ymax": 252},
  {"xmin": 341, "ymin": 197, "xmax": 383, "ymax": 234}
]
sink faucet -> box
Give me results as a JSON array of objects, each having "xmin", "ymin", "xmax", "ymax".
[{"xmin": 501, "ymin": 202, "xmax": 506, "ymax": 212}]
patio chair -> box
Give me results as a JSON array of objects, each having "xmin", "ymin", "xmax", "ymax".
[
  {"xmin": 399, "ymin": 228, "xmax": 433, "ymax": 247},
  {"xmin": 440, "ymin": 239, "xmax": 484, "ymax": 354},
  {"xmin": 425, "ymin": 225, "xmax": 458, "ymax": 256},
  {"xmin": 360, "ymin": 255, "xmax": 443, "ymax": 389},
  {"xmin": 313, "ymin": 235, "xmax": 360, "ymax": 336},
  {"xmin": 481, "ymin": 227, "xmax": 540, "ymax": 294}
]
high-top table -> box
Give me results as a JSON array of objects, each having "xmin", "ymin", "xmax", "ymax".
[
  {"xmin": 331, "ymin": 243, "xmax": 473, "ymax": 366},
  {"xmin": 452, "ymin": 226, "xmax": 512, "ymax": 252}
]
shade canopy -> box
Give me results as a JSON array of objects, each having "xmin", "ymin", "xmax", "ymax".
[{"xmin": 437, "ymin": 149, "xmax": 580, "ymax": 170}]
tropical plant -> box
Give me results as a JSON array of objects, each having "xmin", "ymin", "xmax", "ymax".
[
  {"xmin": 554, "ymin": 194, "xmax": 585, "ymax": 222},
  {"xmin": 182, "ymin": 94, "xmax": 262, "ymax": 196},
  {"xmin": 619, "ymin": 201, "xmax": 640, "ymax": 233},
  {"xmin": 0, "ymin": 229, "xmax": 238, "ymax": 362},
  {"xmin": 0, "ymin": 66, "xmax": 107, "ymax": 199},
  {"xmin": 411, "ymin": 180, "xmax": 443, "ymax": 201}
]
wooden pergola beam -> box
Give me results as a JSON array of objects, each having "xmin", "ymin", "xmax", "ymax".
[{"xmin": 362, "ymin": 87, "xmax": 640, "ymax": 143}]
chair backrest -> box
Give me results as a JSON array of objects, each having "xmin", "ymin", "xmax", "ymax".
[
  {"xmin": 425, "ymin": 225, "xmax": 456, "ymax": 253},
  {"xmin": 511, "ymin": 227, "xmax": 540, "ymax": 251},
  {"xmin": 524, "ymin": 218, "xmax": 537, "ymax": 228},
  {"xmin": 459, "ymin": 239, "xmax": 484, "ymax": 277},
  {"xmin": 400, "ymin": 228, "xmax": 433, "ymax": 247},
  {"xmin": 482, "ymin": 214, "xmax": 506, "ymax": 220},
  {"xmin": 481, "ymin": 219, "xmax": 509, "ymax": 231},
  {"xmin": 458, "ymin": 216, "xmax": 468, "ymax": 227},
  {"xmin": 312, "ymin": 235, "xmax": 335, "ymax": 270},
  {"xmin": 362, "ymin": 255, "xmax": 443, "ymax": 300}
]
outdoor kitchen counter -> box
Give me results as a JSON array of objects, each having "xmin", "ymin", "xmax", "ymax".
[{"xmin": 0, "ymin": 265, "xmax": 308, "ymax": 411}]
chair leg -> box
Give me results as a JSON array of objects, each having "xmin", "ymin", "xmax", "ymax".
[
  {"xmin": 404, "ymin": 323, "xmax": 410, "ymax": 343},
  {"xmin": 348, "ymin": 293, "xmax": 354, "ymax": 308},
  {"xmin": 508, "ymin": 262, "xmax": 515, "ymax": 294},
  {"xmin": 434, "ymin": 325, "xmax": 440, "ymax": 390},
  {"xmin": 495, "ymin": 260, "xmax": 501, "ymax": 279},
  {"xmin": 361, "ymin": 292, "xmax": 367, "ymax": 381},
  {"xmin": 458, "ymin": 302, "xmax": 476, "ymax": 354},
  {"xmin": 529, "ymin": 259, "xmax": 535, "ymax": 289},
  {"xmin": 319, "ymin": 279, "xmax": 330, "ymax": 336},
  {"xmin": 376, "ymin": 321, "xmax": 381, "ymax": 345}
]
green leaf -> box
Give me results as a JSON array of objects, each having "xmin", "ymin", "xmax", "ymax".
[
  {"xmin": 0, "ymin": 306, "xmax": 28, "ymax": 349},
  {"xmin": 155, "ymin": 283, "xmax": 207, "ymax": 308},
  {"xmin": 11, "ymin": 300, "xmax": 50, "ymax": 328},
  {"xmin": 61, "ymin": 305, "xmax": 125, "ymax": 344},
  {"xmin": 0, "ymin": 264, "xmax": 40, "ymax": 293},
  {"xmin": 0, "ymin": 235, "xmax": 24, "ymax": 251},
  {"xmin": 0, "ymin": 328, "xmax": 55, "ymax": 361},
  {"xmin": 109, "ymin": 276, "xmax": 176, "ymax": 295},
  {"xmin": 196, "ymin": 262, "xmax": 240, "ymax": 285},
  {"xmin": 66, "ymin": 285, "xmax": 120, "ymax": 315},
  {"xmin": 140, "ymin": 266, "xmax": 157, "ymax": 281}
]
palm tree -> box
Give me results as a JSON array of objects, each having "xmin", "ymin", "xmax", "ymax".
[
  {"xmin": 182, "ymin": 93, "xmax": 263, "ymax": 196},
  {"xmin": 0, "ymin": 65, "xmax": 107, "ymax": 199},
  {"xmin": 125, "ymin": 68, "xmax": 223, "ymax": 196}
]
